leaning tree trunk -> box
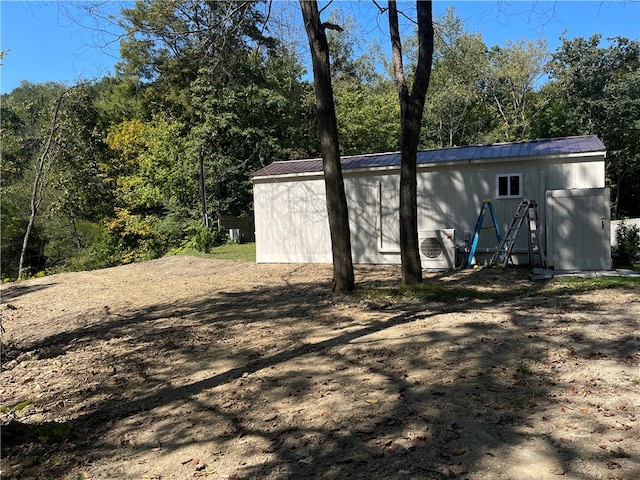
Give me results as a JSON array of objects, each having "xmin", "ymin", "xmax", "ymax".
[
  {"xmin": 387, "ymin": 0, "xmax": 434, "ymax": 285},
  {"xmin": 300, "ymin": 0, "xmax": 355, "ymax": 293},
  {"xmin": 17, "ymin": 86, "xmax": 73, "ymax": 280}
]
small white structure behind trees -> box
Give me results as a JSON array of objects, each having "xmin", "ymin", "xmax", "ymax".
[{"xmin": 252, "ymin": 135, "xmax": 610, "ymax": 271}]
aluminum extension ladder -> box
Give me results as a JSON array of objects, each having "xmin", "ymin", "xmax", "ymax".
[
  {"xmin": 462, "ymin": 199, "xmax": 502, "ymax": 268},
  {"xmin": 526, "ymin": 201, "xmax": 546, "ymax": 268},
  {"xmin": 489, "ymin": 199, "xmax": 545, "ymax": 268}
]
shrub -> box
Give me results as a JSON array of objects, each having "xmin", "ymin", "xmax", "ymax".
[
  {"xmin": 178, "ymin": 224, "xmax": 229, "ymax": 254},
  {"xmin": 615, "ymin": 221, "xmax": 640, "ymax": 266}
]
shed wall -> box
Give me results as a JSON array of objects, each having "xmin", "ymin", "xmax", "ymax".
[
  {"xmin": 254, "ymin": 179, "xmax": 332, "ymax": 263},
  {"xmin": 546, "ymin": 188, "xmax": 611, "ymax": 270},
  {"xmin": 253, "ymin": 153, "xmax": 606, "ymax": 266}
]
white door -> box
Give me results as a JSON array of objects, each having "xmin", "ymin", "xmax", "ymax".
[{"xmin": 546, "ymin": 188, "xmax": 611, "ymax": 271}]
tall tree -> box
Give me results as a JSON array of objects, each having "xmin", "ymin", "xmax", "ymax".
[
  {"xmin": 1, "ymin": 82, "xmax": 60, "ymax": 278},
  {"xmin": 484, "ymin": 39, "xmax": 548, "ymax": 141},
  {"xmin": 326, "ymin": 7, "xmax": 398, "ymax": 155},
  {"xmin": 43, "ymin": 84, "xmax": 113, "ymax": 269},
  {"xmin": 299, "ymin": 0, "xmax": 355, "ymax": 292},
  {"xmin": 426, "ymin": 7, "xmax": 488, "ymax": 147},
  {"xmin": 386, "ymin": 0, "xmax": 434, "ymax": 284},
  {"xmin": 334, "ymin": 80, "xmax": 399, "ymax": 155},
  {"xmin": 541, "ymin": 35, "xmax": 640, "ymax": 217},
  {"xmin": 18, "ymin": 85, "xmax": 78, "ymax": 279}
]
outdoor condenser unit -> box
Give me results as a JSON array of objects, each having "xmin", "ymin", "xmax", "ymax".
[{"xmin": 418, "ymin": 229, "xmax": 456, "ymax": 270}]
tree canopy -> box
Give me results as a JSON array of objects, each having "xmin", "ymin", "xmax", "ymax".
[{"xmin": 2, "ymin": 3, "xmax": 638, "ymax": 279}]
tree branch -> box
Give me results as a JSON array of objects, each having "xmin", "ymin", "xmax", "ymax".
[{"xmin": 321, "ymin": 22, "xmax": 343, "ymax": 32}]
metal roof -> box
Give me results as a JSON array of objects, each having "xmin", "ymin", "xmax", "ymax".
[{"xmin": 251, "ymin": 135, "xmax": 606, "ymax": 179}]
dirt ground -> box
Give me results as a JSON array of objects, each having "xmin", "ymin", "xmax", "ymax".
[{"xmin": 1, "ymin": 256, "xmax": 639, "ymax": 480}]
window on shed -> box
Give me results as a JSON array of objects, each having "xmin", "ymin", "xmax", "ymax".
[{"xmin": 496, "ymin": 173, "xmax": 523, "ymax": 199}]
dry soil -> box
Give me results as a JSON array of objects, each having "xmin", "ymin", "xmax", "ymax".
[{"xmin": 1, "ymin": 256, "xmax": 639, "ymax": 480}]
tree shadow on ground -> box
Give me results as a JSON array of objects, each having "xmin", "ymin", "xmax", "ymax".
[
  {"xmin": 0, "ymin": 282, "xmax": 55, "ymax": 302},
  {"xmin": 1, "ymin": 266, "xmax": 638, "ymax": 479}
]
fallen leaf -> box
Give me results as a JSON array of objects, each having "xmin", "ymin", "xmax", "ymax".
[
  {"xmin": 365, "ymin": 398, "xmax": 378, "ymax": 404},
  {"xmin": 548, "ymin": 466, "xmax": 565, "ymax": 476},
  {"xmin": 611, "ymin": 447, "xmax": 630, "ymax": 458},
  {"xmin": 606, "ymin": 460, "xmax": 621, "ymax": 470},
  {"xmin": 559, "ymin": 437, "xmax": 573, "ymax": 444},
  {"xmin": 389, "ymin": 443, "xmax": 408, "ymax": 455}
]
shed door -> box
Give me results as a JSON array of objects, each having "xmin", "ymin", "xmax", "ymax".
[{"xmin": 546, "ymin": 188, "xmax": 611, "ymax": 270}]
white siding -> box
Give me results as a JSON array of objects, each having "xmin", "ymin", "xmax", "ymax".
[
  {"xmin": 546, "ymin": 188, "xmax": 611, "ymax": 270},
  {"xmin": 253, "ymin": 152, "xmax": 607, "ymax": 267},
  {"xmin": 254, "ymin": 178, "xmax": 331, "ymax": 263}
]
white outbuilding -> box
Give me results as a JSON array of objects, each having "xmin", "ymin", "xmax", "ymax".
[{"xmin": 251, "ymin": 135, "xmax": 611, "ymax": 271}]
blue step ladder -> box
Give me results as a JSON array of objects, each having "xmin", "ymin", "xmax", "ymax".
[{"xmin": 462, "ymin": 199, "xmax": 502, "ymax": 268}]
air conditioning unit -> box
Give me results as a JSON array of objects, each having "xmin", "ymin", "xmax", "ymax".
[{"xmin": 418, "ymin": 229, "xmax": 456, "ymax": 270}]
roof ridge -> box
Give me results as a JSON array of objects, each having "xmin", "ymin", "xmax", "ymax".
[
  {"xmin": 251, "ymin": 136, "xmax": 606, "ymax": 178},
  {"xmin": 417, "ymin": 134, "xmax": 599, "ymax": 153}
]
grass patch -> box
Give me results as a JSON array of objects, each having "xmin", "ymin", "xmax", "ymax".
[
  {"xmin": 516, "ymin": 362, "xmax": 533, "ymax": 376},
  {"xmin": 207, "ymin": 242, "xmax": 256, "ymax": 262},
  {"xmin": 0, "ymin": 399, "xmax": 33, "ymax": 414},
  {"xmin": 358, "ymin": 280, "xmax": 481, "ymax": 304},
  {"xmin": 12, "ymin": 399, "xmax": 33, "ymax": 411},
  {"xmin": 38, "ymin": 422, "xmax": 73, "ymax": 442},
  {"xmin": 176, "ymin": 242, "xmax": 256, "ymax": 262},
  {"xmin": 544, "ymin": 276, "xmax": 640, "ymax": 294}
]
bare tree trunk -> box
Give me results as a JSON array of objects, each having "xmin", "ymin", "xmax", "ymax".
[
  {"xmin": 17, "ymin": 86, "xmax": 74, "ymax": 280},
  {"xmin": 387, "ymin": 1, "xmax": 434, "ymax": 284},
  {"xmin": 300, "ymin": 0, "xmax": 355, "ymax": 293},
  {"xmin": 70, "ymin": 210, "xmax": 83, "ymax": 250}
]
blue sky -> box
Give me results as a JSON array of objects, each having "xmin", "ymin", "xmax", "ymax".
[{"xmin": 1, "ymin": 1, "xmax": 639, "ymax": 94}]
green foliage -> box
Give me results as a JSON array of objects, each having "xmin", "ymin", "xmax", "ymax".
[
  {"xmin": 423, "ymin": 8, "xmax": 549, "ymax": 146},
  {"xmin": 172, "ymin": 237, "xmax": 255, "ymax": 261},
  {"xmin": 326, "ymin": 10, "xmax": 384, "ymax": 83},
  {"xmin": 1, "ymin": 192, "xmax": 32, "ymax": 279},
  {"xmin": 484, "ymin": 39, "xmax": 549, "ymax": 141},
  {"xmin": 615, "ymin": 221, "xmax": 640, "ymax": 266},
  {"xmin": 45, "ymin": 220, "xmax": 117, "ymax": 273},
  {"xmin": 2, "ymin": 3, "xmax": 639, "ymax": 278},
  {"xmin": 357, "ymin": 281, "xmax": 480, "ymax": 304},
  {"xmin": 424, "ymin": 7, "xmax": 490, "ymax": 147},
  {"xmin": 204, "ymin": 242, "xmax": 256, "ymax": 262},
  {"xmin": 12, "ymin": 399, "xmax": 33, "ymax": 411},
  {"xmin": 544, "ymin": 275, "xmax": 640, "ymax": 293},
  {"xmin": 176, "ymin": 224, "xmax": 227, "ymax": 254},
  {"xmin": 515, "ymin": 362, "xmax": 533, "ymax": 376},
  {"xmin": 102, "ymin": 118, "xmax": 199, "ymax": 262},
  {"xmin": 541, "ymin": 35, "xmax": 640, "ymax": 217},
  {"xmin": 334, "ymin": 80, "xmax": 399, "ymax": 155}
]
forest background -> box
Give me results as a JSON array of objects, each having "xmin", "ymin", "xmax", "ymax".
[{"xmin": 1, "ymin": 0, "xmax": 639, "ymax": 280}]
